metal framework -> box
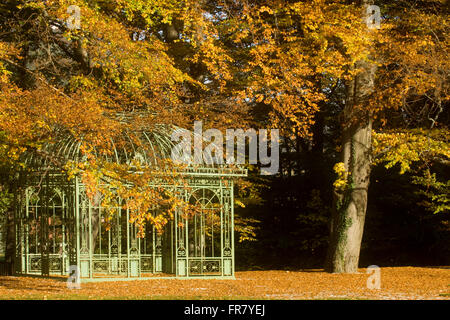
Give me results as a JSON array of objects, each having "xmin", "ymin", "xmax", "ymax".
[{"xmin": 14, "ymin": 127, "xmax": 246, "ymax": 281}]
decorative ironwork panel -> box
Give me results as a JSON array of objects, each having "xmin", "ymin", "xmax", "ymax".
[
  {"xmin": 29, "ymin": 256, "xmax": 41, "ymax": 273},
  {"xmin": 49, "ymin": 257, "xmax": 62, "ymax": 271},
  {"xmin": 93, "ymin": 260, "xmax": 109, "ymax": 273},
  {"xmin": 188, "ymin": 259, "xmax": 221, "ymax": 276},
  {"xmin": 140, "ymin": 256, "xmax": 153, "ymax": 273}
]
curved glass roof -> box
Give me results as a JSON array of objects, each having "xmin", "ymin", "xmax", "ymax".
[{"xmin": 22, "ymin": 124, "xmax": 247, "ymax": 177}]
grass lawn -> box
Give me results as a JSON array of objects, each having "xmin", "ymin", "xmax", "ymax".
[{"xmin": 0, "ymin": 267, "xmax": 449, "ymax": 300}]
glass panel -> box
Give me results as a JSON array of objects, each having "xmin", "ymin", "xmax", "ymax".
[{"xmin": 188, "ymin": 188, "xmax": 221, "ymax": 258}]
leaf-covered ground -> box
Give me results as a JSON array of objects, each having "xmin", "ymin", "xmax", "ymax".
[{"xmin": 0, "ymin": 267, "xmax": 448, "ymax": 300}]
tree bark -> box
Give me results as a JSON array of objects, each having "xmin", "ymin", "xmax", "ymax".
[{"xmin": 325, "ymin": 6, "xmax": 377, "ymax": 272}]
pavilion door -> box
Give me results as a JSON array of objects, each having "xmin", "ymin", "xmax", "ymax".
[{"xmin": 170, "ymin": 184, "xmax": 236, "ymax": 278}]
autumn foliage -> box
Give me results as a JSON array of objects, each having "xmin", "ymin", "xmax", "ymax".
[{"xmin": 0, "ymin": 0, "xmax": 448, "ymax": 270}]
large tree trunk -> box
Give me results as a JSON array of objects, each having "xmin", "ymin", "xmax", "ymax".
[{"xmin": 325, "ymin": 11, "xmax": 377, "ymax": 272}]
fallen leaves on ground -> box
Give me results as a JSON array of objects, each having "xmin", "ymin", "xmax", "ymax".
[{"xmin": 0, "ymin": 267, "xmax": 448, "ymax": 300}]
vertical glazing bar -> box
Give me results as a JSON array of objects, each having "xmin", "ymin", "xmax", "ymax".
[
  {"xmin": 88, "ymin": 194, "xmax": 93, "ymax": 279},
  {"xmin": 171, "ymin": 216, "xmax": 174, "ymax": 274},
  {"xmin": 99, "ymin": 205, "xmax": 102, "ymax": 255},
  {"xmin": 108, "ymin": 223, "xmax": 111, "ymax": 274},
  {"xmin": 152, "ymin": 225, "xmax": 155, "ymax": 273},
  {"xmin": 220, "ymin": 183, "xmax": 223, "ymax": 276},
  {"xmin": 117, "ymin": 206, "xmax": 121, "ymax": 275},
  {"xmin": 25, "ymin": 189, "xmax": 30, "ymax": 274},
  {"xmin": 62, "ymin": 193, "xmax": 65, "ymax": 275},
  {"xmin": 52, "ymin": 205, "xmax": 55, "ymax": 254},
  {"xmin": 185, "ymin": 189, "xmax": 189, "ymax": 277},
  {"xmin": 126, "ymin": 208, "xmax": 130, "ymax": 278},
  {"xmin": 35, "ymin": 199, "xmax": 38, "ymax": 254},
  {"xmin": 201, "ymin": 188, "xmax": 204, "ymax": 270},
  {"xmin": 138, "ymin": 224, "xmax": 142, "ymax": 277},
  {"xmin": 75, "ymin": 177, "xmax": 80, "ymax": 276},
  {"xmin": 230, "ymin": 182, "xmax": 235, "ymax": 277},
  {"xmin": 194, "ymin": 212, "xmax": 197, "ymax": 257},
  {"xmin": 174, "ymin": 195, "xmax": 178, "ymax": 276},
  {"xmin": 211, "ymin": 197, "xmax": 214, "ymax": 257},
  {"xmin": 34, "ymin": 200, "xmax": 38, "ymax": 254}
]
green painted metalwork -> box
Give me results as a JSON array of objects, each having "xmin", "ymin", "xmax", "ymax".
[{"xmin": 15, "ymin": 126, "xmax": 246, "ymax": 281}]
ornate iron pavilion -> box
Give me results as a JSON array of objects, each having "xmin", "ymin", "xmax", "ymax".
[{"xmin": 14, "ymin": 125, "xmax": 246, "ymax": 281}]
